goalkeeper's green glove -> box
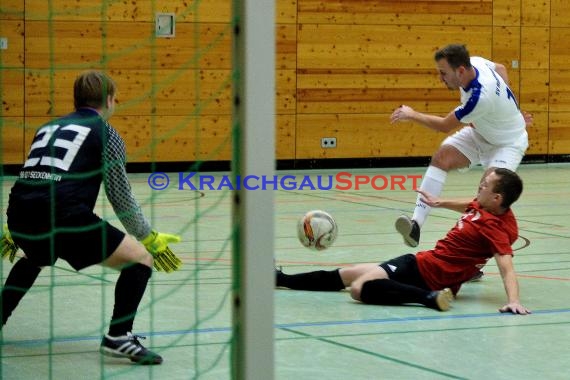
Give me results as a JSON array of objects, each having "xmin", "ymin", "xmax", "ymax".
[
  {"xmin": 142, "ymin": 230, "xmax": 182, "ymax": 273},
  {"xmin": 1, "ymin": 224, "xmax": 19, "ymax": 263}
]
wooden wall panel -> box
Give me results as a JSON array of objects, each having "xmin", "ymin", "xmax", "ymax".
[
  {"xmin": 493, "ymin": 0, "xmax": 521, "ymax": 26},
  {"xmin": 549, "ymin": 113, "xmax": 570, "ymax": 154},
  {"xmin": 24, "ymin": 115, "xmax": 232, "ymax": 163},
  {"xmin": 0, "ymin": 20, "xmax": 24, "ymax": 68},
  {"xmin": 1, "ymin": 68, "xmax": 24, "ymax": 117},
  {"xmin": 2, "ymin": 0, "xmax": 570, "ymax": 164},
  {"xmin": 521, "ymin": 27, "xmax": 550, "ymax": 69},
  {"xmin": 548, "ymin": 5, "xmax": 570, "ymax": 153},
  {"xmin": 551, "ymin": 0, "xmax": 570, "ymax": 27},
  {"xmin": 107, "ymin": 113, "xmax": 295, "ymax": 162},
  {"xmin": 298, "ymin": 0, "xmax": 492, "ymax": 26},
  {"xmin": 492, "ymin": 26, "xmax": 521, "ymax": 66},
  {"xmin": 520, "ymin": 69, "xmax": 549, "ymax": 112},
  {"xmin": 294, "ymin": 0, "xmax": 569, "ymax": 158},
  {"xmin": 297, "ymin": 25, "xmax": 492, "ymax": 118},
  {"xmin": 276, "ymin": 9, "xmax": 298, "ymax": 159},
  {"xmin": 519, "ymin": 24, "xmax": 550, "ymax": 155},
  {"xmin": 277, "ymin": 0, "xmax": 297, "ymax": 24},
  {"xmin": 276, "ymin": 24, "xmax": 297, "ymax": 70},
  {"xmin": 17, "ymin": 2, "xmax": 298, "ymax": 162},
  {"xmin": 296, "ymin": 114, "xmax": 447, "ymax": 159},
  {"xmin": 1, "ymin": 118, "xmax": 25, "ymax": 164},
  {"xmin": 549, "ymin": 70, "xmax": 570, "ymax": 113},
  {"xmin": 549, "ymin": 70, "xmax": 570, "ymax": 154},
  {"xmin": 548, "ymin": 69, "xmax": 570, "ymax": 154},
  {"xmin": 0, "ymin": 0, "xmax": 23, "ymax": 20},
  {"xmin": 1, "ymin": 15, "xmax": 25, "ymax": 163},
  {"xmin": 549, "ymin": 27, "xmax": 570, "ymax": 70},
  {"xmin": 297, "ymin": 25, "xmax": 492, "ymax": 70},
  {"xmin": 522, "ymin": 0, "xmax": 550, "ymax": 26},
  {"xmin": 24, "ymin": 69, "xmax": 232, "ymax": 117},
  {"xmin": 276, "ymin": 115, "xmax": 295, "ymax": 159},
  {"xmin": 23, "ymin": 119, "xmax": 40, "ymax": 161},
  {"xmin": 23, "ymin": 114, "xmax": 294, "ymax": 163},
  {"xmin": 298, "ymin": 69, "xmax": 458, "ymax": 114},
  {"xmin": 526, "ymin": 111, "xmax": 548, "ymax": 154},
  {"xmin": 277, "ymin": 70, "xmax": 296, "ymax": 114},
  {"xmin": 25, "ymin": 0, "xmax": 231, "ymax": 23},
  {"xmin": 116, "ymin": 115, "xmax": 232, "ymax": 162},
  {"xmin": 24, "ymin": 67, "xmax": 296, "ymax": 118},
  {"xmin": 492, "ymin": 26, "xmax": 521, "ymax": 99},
  {"xmin": 24, "ymin": 21, "xmax": 231, "ymax": 70}
]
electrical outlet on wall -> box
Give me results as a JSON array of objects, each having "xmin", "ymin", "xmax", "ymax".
[{"xmin": 321, "ymin": 137, "xmax": 337, "ymax": 148}]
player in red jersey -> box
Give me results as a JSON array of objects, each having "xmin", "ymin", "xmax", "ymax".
[{"xmin": 276, "ymin": 168, "xmax": 530, "ymax": 314}]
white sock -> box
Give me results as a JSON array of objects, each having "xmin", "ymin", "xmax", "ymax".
[{"xmin": 412, "ymin": 166, "xmax": 447, "ymax": 227}]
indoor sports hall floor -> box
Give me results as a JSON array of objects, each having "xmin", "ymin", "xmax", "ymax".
[{"xmin": 1, "ymin": 163, "xmax": 569, "ymax": 380}]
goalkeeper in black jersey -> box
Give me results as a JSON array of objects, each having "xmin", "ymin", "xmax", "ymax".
[{"xmin": 0, "ymin": 71, "xmax": 182, "ymax": 365}]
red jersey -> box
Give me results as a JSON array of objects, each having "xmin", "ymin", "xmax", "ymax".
[{"xmin": 416, "ymin": 201, "xmax": 518, "ymax": 294}]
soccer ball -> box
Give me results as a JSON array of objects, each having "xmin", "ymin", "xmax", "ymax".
[{"xmin": 297, "ymin": 210, "xmax": 338, "ymax": 250}]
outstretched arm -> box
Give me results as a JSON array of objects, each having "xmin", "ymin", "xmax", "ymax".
[
  {"xmin": 390, "ymin": 105, "xmax": 463, "ymax": 133},
  {"xmin": 102, "ymin": 123, "xmax": 152, "ymax": 240},
  {"xmin": 416, "ymin": 189, "xmax": 471, "ymax": 213},
  {"xmin": 103, "ymin": 124, "xmax": 182, "ymax": 272},
  {"xmin": 494, "ymin": 253, "xmax": 531, "ymax": 315}
]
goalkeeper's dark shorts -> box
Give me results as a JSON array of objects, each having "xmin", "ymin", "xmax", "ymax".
[{"xmin": 7, "ymin": 209, "xmax": 125, "ymax": 271}]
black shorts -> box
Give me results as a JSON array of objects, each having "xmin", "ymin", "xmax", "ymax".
[
  {"xmin": 379, "ymin": 253, "xmax": 430, "ymax": 290},
  {"xmin": 8, "ymin": 211, "xmax": 125, "ymax": 271}
]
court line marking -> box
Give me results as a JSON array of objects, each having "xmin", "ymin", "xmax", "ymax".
[
  {"xmin": 3, "ymin": 308, "xmax": 569, "ymax": 347},
  {"xmin": 280, "ymin": 326, "xmax": 467, "ymax": 379}
]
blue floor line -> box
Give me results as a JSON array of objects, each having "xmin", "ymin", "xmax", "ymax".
[{"xmin": 2, "ymin": 308, "xmax": 569, "ymax": 347}]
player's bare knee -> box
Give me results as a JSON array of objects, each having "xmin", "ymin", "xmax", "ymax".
[
  {"xmin": 350, "ymin": 284, "xmax": 362, "ymax": 301},
  {"xmin": 430, "ymin": 153, "xmax": 453, "ymax": 171},
  {"xmin": 339, "ymin": 267, "xmax": 357, "ymax": 286},
  {"xmin": 140, "ymin": 253, "xmax": 153, "ymax": 268},
  {"xmin": 431, "ymin": 145, "xmax": 469, "ymax": 171},
  {"xmin": 128, "ymin": 243, "xmax": 153, "ymax": 267},
  {"xmin": 104, "ymin": 235, "xmax": 152, "ymax": 269}
]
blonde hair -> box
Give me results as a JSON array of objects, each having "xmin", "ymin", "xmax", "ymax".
[{"xmin": 73, "ymin": 70, "xmax": 116, "ymax": 110}]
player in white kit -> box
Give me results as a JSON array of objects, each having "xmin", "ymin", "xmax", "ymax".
[{"xmin": 390, "ymin": 44, "xmax": 530, "ymax": 249}]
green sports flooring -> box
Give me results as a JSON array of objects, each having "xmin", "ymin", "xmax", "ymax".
[{"xmin": 1, "ymin": 163, "xmax": 569, "ymax": 380}]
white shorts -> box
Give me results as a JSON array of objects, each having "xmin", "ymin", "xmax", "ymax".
[{"xmin": 442, "ymin": 127, "xmax": 528, "ymax": 171}]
